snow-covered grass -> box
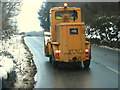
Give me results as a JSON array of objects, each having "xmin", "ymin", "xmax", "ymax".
[
  {"xmin": 0, "ymin": 57, "xmax": 14, "ymax": 79},
  {"xmin": 93, "ymin": 44, "xmax": 120, "ymax": 51},
  {"xmin": 99, "ymin": 45, "xmax": 120, "ymax": 51},
  {"xmin": 0, "ymin": 37, "xmax": 16, "ymax": 80},
  {"xmin": 0, "ymin": 35, "xmax": 37, "ymax": 88}
]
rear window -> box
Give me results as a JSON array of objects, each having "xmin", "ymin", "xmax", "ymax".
[{"xmin": 55, "ymin": 10, "xmax": 78, "ymax": 20}]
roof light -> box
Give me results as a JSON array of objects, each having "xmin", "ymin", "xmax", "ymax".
[{"xmin": 64, "ymin": 3, "xmax": 67, "ymax": 8}]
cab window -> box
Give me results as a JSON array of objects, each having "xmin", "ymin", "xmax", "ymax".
[{"xmin": 55, "ymin": 11, "xmax": 78, "ymax": 20}]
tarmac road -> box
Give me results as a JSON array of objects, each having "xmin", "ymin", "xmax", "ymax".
[{"xmin": 24, "ymin": 36, "xmax": 119, "ymax": 88}]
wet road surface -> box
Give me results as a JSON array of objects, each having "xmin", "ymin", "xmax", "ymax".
[{"xmin": 24, "ymin": 36, "xmax": 119, "ymax": 88}]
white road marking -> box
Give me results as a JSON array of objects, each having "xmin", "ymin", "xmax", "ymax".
[{"xmin": 107, "ymin": 66, "xmax": 120, "ymax": 75}]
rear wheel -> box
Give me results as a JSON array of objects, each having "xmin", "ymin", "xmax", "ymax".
[
  {"xmin": 53, "ymin": 61, "xmax": 58, "ymax": 68},
  {"xmin": 49, "ymin": 54, "xmax": 52, "ymax": 64},
  {"xmin": 83, "ymin": 60, "xmax": 90, "ymax": 68},
  {"xmin": 84, "ymin": 46, "xmax": 91, "ymax": 68}
]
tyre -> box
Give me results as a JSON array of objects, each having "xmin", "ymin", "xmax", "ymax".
[
  {"xmin": 49, "ymin": 54, "xmax": 52, "ymax": 64},
  {"xmin": 83, "ymin": 46, "xmax": 91, "ymax": 68},
  {"xmin": 53, "ymin": 61, "xmax": 58, "ymax": 68},
  {"xmin": 83, "ymin": 60, "xmax": 90, "ymax": 68}
]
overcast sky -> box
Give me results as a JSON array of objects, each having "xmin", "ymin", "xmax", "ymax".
[{"xmin": 16, "ymin": 0, "xmax": 43, "ymax": 32}]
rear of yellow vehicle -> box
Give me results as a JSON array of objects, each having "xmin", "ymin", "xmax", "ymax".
[{"xmin": 44, "ymin": 3, "xmax": 91, "ymax": 68}]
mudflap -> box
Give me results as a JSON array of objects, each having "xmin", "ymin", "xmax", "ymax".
[{"xmin": 50, "ymin": 44, "xmax": 57, "ymax": 68}]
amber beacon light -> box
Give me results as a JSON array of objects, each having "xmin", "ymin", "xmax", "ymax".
[{"xmin": 64, "ymin": 3, "xmax": 68, "ymax": 8}]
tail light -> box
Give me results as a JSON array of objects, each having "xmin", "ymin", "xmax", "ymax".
[
  {"xmin": 55, "ymin": 50, "xmax": 61, "ymax": 59},
  {"xmin": 86, "ymin": 52, "xmax": 89, "ymax": 57},
  {"xmin": 85, "ymin": 49, "xmax": 89, "ymax": 57}
]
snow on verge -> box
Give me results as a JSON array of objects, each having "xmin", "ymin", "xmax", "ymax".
[
  {"xmin": 93, "ymin": 44, "xmax": 120, "ymax": 51},
  {"xmin": 14, "ymin": 35, "xmax": 37, "ymax": 88},
  {"xmin": 0, "ymin": 35, "xmax": 37, "ymax": 88}
]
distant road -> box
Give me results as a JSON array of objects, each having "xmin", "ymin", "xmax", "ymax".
[{"xmin": 24, "ymin": 36, "xmax": 119, "ymax": 88}]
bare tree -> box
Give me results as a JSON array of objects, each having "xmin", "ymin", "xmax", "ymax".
[{"xmin": 1, "ymin": 0, "xmax": 22, "ymax": 40}]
